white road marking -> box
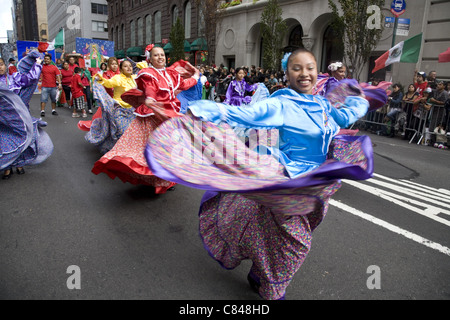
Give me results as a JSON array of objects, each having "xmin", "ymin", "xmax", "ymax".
[
  {"xmin": 330, "ymin": 199, "xmax": 450, "ymax": 257},
  {"xmin": 342, "ymin": 177, "xmax": 450, "ymax": 227}
]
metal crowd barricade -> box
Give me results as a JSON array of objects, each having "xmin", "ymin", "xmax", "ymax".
[
  {"xmin": 351, "ymin": 101, "xmax": 449, "ymax": 146},
  {"xmin": 423, "ymin": 104, "xmax": 448, "ymax": 145},
  {"xmin": 351, "ymin": 103, "xmax": 388, "ymax": 134},
  {"xmin": 405, "ymin": 100, "xmax": 429, "ymax": 145},
  {"xmin": 351, "ymin": 100, "xmax": 427, "ymax": 144}
]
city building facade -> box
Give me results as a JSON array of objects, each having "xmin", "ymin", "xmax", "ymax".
[
  {"xmin": 104, "ymin": 0, "xmax": 449, "ymax": 85},
  {"xmin": 13, "ymin": 0, "xmax": 49, "ymax": 42},
  {"xmin": 216, "ymin": 0, "xmax": 450, "ymax": 85},
  {"xmin": 106, "ymin": 0, "xmax": 205, "ymax": 63},
  {"xmin": 46, "ymin": 0, "xmax": 109, "ymax": 53}
]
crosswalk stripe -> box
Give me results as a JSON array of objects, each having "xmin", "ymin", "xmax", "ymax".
[
  {"xmin": 343, "ymin": 179, "xmax": 450, "ymax": 227},
  {"xmin": 373, "ymin": 173, "xmax": 450, "ymax": 201},
  {"xmin": 330, "ymin": 199, "xmax": 450, "ymax": 257}
]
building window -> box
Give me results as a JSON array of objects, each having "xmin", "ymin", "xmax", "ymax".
[
  {"xmin": 130, "ymin": 20, "xmax": 136, "ymax": 46},
  {"xmin": 92, "ymin": 3, "xmax": 108, "ymax": 15},
  {"xmin": 321, "ymin": 25, "xmax": 344, "ymax": 73},
  {"xmin": 145, "ymin": 15, "xmax": 152, "ymax": 45},
  {"xmin": 198, "ymin": 6, "xmax": 205, "ymax": 37},
  {"xmin": 137, "ymin": 18, "xmax": 143, "ymax": 45},
  {"xmin": 116, "ymin": 26, "xmax": 119, "ymax": 48},
  {"xmin": 172, "ymin": 6, "xmax": 178, "ymax": 25},
  {"xmin": 122, "ymin": 24, "xmax": 125, "ymax": 49},
  {"xmin": 92, "ymin": 21, "xmax": 108, "ymax": 32},
  {"xmin": 185, "ymin": 1, "xmax": 191, "ymax": 39},
  {"xmin": 154, "ymin": 11, "xmax": 161, "ymax": 43}
]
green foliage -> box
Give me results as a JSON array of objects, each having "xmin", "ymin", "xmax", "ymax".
[
  {"xmin": 260, "ymin": 0, "xmax": 287, "ymax": 71},
  {"xmin": 169, "ymin": 17, "xmax": 185, "ymax": 65},
  {"xmin": 220, "ymin": 0, "xmax": 242, "ymax": 9},
  {"xmin": 194, "ymin": 0, "xmax": 225, "ymax": 64},
  {"xmin": 328, "ymin": 0, "xmax": 385, "ymax": 80}
]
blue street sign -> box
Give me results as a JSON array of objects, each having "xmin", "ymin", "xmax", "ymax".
[{"xmin": 391, "ymin": 0, "xmax": 406, "ymax": 17}]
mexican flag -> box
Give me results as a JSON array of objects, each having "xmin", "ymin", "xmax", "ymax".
[
  {"xmin": 40, "ymin": 29, "xmax": 65, "ymax": 52},
  {"xmin": 372, "ymin": 33, "xmax": 422, "ymax": 73},
  {"xmin": 48, "ymin": 29, "xmax": 65, "ymax": 51}
]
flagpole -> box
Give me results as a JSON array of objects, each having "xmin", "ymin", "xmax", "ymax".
[
  {"xmin": 416, "ymin": 0, "xmax": 430, "ymax": 72},
  {"xmin": 387, "ymin": 17, "xmax": 398, "ymax": 73},
  {"xmin": 391, "ymin": 17, "xmax": 398, "ymax": 48}
]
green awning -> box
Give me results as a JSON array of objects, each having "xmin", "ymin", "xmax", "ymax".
[
  {"xmin": 164, "ymin": 40, "xmax": 191, "ymax": 53},
  {"xmin": 190, "ymin": 38, "xmax": 207, "ymax": 51},
  {"xmin": 184, "ymin": 40, "xmax": 191, "ymax": 52},
  {"xmin": 163, "ymin": 42, "xmax": 173, "ymax": 53},
  {"xmin": 114, "ymin": 50, "xmax": 125, "ymax": 59},
  {"xmin": 126, "ymin": 46, "xmax": 144, "ymax": 57}
]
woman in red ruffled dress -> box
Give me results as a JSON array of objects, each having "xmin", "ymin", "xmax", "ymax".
[
  {"xmin": 78, "ymin": 57, "xmax": 121, "ymax": 132},
  {"xmin": 91, "ymin": 44, "xmax": 200, "ymax": 194}
]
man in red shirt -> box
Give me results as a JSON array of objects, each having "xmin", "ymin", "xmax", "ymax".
[
  {"xmin": 8, "ymin": 58, "xmax": 17, "ymax": 75},
  {"xmin": 413, "ymin": 71, "xmax": 429, "ymax": 97},
  {"xmin": 40, "ymin": 54, "xmax": 62, "ymax": 117}
]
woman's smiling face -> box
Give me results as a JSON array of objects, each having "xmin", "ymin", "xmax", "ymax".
[
  {"xmin": 285, "ymin": 51, "xmax": 318, "ymax": 95},
  {"xmin": 150, "ymin": 47, "xmax": 166, "ymax": 69}
]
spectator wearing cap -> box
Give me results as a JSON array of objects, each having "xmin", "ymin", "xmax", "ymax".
[
  {"xmin": 413, "ymin": 70, "xmax": 429, "ymax": 98},
  {"xmin": 8, "ymin": 58, "xmax": 17, "ymax": 75}
]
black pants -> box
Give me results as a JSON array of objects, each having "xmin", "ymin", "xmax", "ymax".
[
  {"xmin": 83, "ymin": 86, "xmax": 92, "ymax": 110},
  {"xmin": 62, "ymin": 85, "xmax": 71, "ymax": 105}
]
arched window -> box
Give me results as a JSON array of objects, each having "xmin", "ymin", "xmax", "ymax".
[
  {"xmin": 172, "ymin": 6, "xmax": 179, "ymax": 25},
  {"xmin": 130, "ymin": 20, "xmax": 136, "ymax": 47},
  {"xmin": 115, "ymin": 26, "xmax": 119, "ymax": 48},
  {"xmin": 184, "ymin": 1, "xmax": 191, "ymax": 39},
  {"xmin": 154, "ymin": 11, "xmax": 161, "ymax": 43},
  {"xmin": 197, "ymin": 6, "xmax": 205, "ymax": 37},
  {"xmin": 321, "ymin": 25, "xmax": 344, "ymax": 73},
  {"xmin": 137, "ymin": 17, "xmax": 143, "ymax": 45},
  {"xmin": 145, "ymin": 15, "xmax": 152, "ymax": 45},
  {"xmin": 288, "ymin": 25, "xmax": 303, "ymax": 49},
  {"xmin": 121, "ymin": 24, "xmax": 125, "ymax": 49}
]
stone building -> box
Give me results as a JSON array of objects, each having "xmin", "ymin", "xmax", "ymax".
[
  {"xmin": 216, "ymin": 0, "xmax": 450, "ymax": 85},
  {"xmin": 104, "ymin": 0, "xmax": 450, "ymax": 85},
  {"xmin": 13, "ymin": 0, "xmax": 49, "ymax": 42},
  {"xmin": 106, "ymin": 0, "xmax": 206, "ymax": 63},
  {"xmin": 46, "ymin": 0, "xmax": 109, "ymax": 53}
]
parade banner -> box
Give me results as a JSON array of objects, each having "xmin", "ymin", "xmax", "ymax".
[
  {"xmin": 75, "ymin": 38, "xmax": 114, "ymax": 69},
  {"xmin": 16, "ymin": 40, "xmax": 56, "ymax": 62},
  {"xmin": 16, "ymin": 41, "xmax": 57, "ymax": 95}
]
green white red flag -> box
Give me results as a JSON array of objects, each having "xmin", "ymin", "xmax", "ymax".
[{"xmin": 372, "ymin": 33, "xmax": 422, "ymax": 73}]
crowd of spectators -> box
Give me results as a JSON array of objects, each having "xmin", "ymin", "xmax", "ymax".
[
  {"xmin": 198, "ymin": 63, "xmax": 449, "ymax": 149},
  {"xmin": 197, "ymin": 64, "xmax": 288, "ymax": 102},
  {"xmin": 367, "ymin": 70, "xmax": 449, "ymax": 149}
]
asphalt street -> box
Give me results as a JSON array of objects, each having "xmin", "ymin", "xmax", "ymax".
[{"xmin": 1, "ymin": 94, "xmax": 449, "ymax": 301}]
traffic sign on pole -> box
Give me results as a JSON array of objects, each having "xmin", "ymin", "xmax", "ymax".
[{"xmin": 391, "ymin": 0, "xmax": 406, "ymax": 18}]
